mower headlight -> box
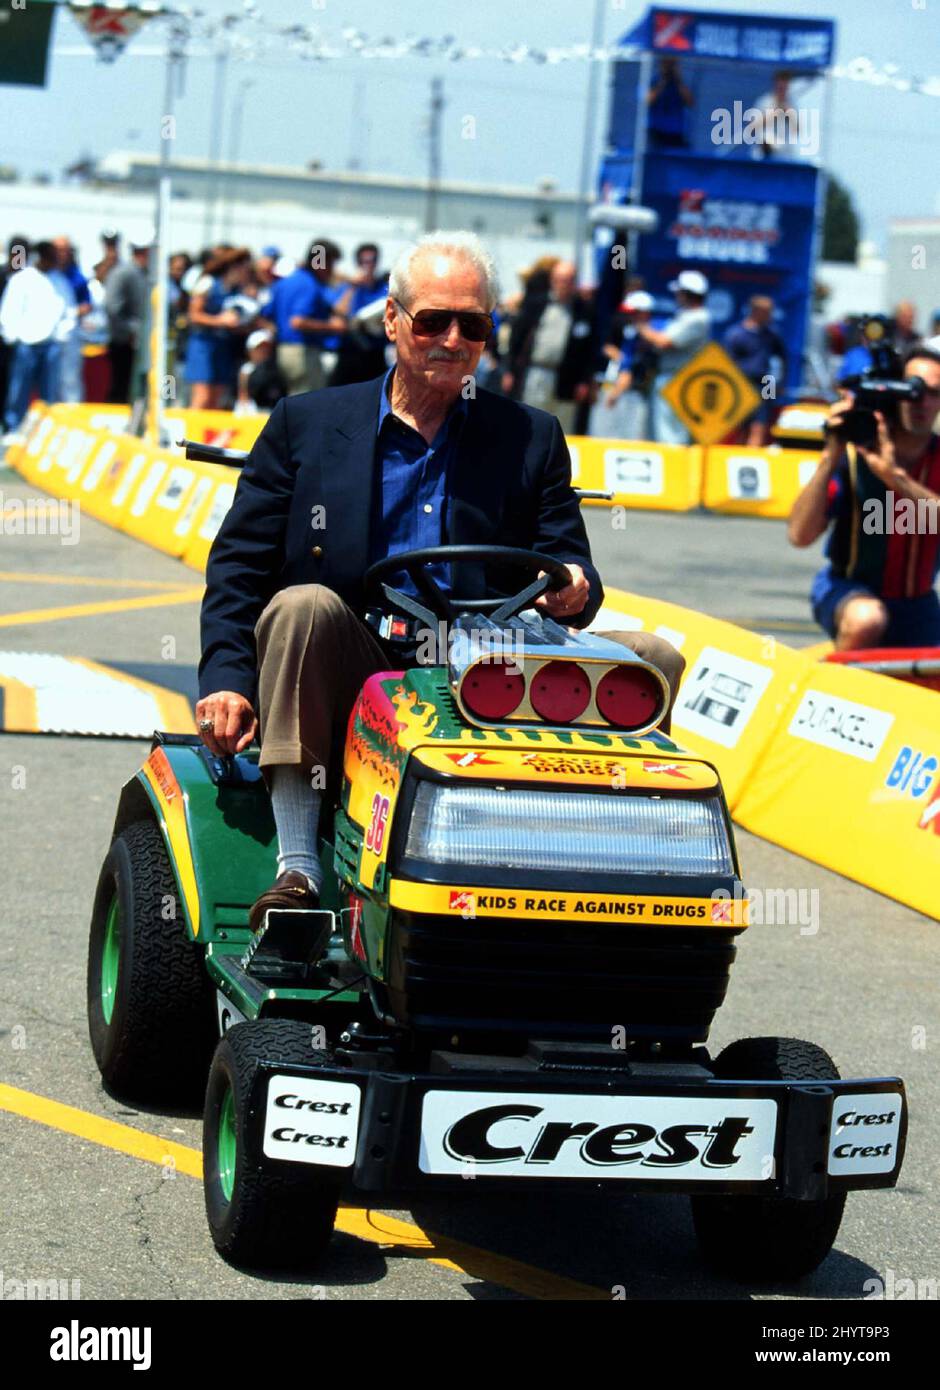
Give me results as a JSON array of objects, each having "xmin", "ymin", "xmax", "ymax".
[{"xmin": 404, "ymin": 783, "xmax": 734, "ymax": 877}]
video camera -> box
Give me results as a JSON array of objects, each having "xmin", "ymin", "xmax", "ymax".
[{"xmin": 827, "ymin": 315, "xmax": 924, "ymax": 448}]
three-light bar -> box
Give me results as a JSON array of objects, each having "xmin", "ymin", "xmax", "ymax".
[{"xmin": 448, "ymin": 614, "xmax": 671, "ymax": 735}]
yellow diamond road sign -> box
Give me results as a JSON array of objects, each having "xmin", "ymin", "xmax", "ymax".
[{"xmin": 660, "ymin": 342, "xmax": 762, "ymax": 446}]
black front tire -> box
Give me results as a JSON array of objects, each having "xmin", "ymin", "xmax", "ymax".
[
  {"xmin": 691, "ymin": 1036, "xmax": 847, "ymax": 1281},
  {"xmin": 203, "ymin": 1019, "xmax": 341, "ymax": 1268},
  {"xmin": 87, "ymin": 819, "xmax": 215, "ymax": 1103}
]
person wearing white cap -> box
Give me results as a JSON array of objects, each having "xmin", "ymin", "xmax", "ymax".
[
  {"xmin": 589, "ymin": 290, "xmax": 663, "ymax": 441},
  {"xmin": 234, "ymin": 327, "xmax": 286, "ymax": 416},
  {"xmin": 638, "ymin": 269, "xmax": 711, "ymax": 444}
]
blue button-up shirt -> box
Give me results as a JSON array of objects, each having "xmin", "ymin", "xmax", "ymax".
[
  {"xmin": 370, "ymin": 367, "xmax": 468, "ymax": 599},
  {"xmin": 268, "ymin": 269, "xmax": 334, "ymax": 346}
]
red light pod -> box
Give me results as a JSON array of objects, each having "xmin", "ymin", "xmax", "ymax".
[
  {"xmin": 529, "ymin": 660, "xmax": 591, "ymax": 724},
  {"xmin": 595, "ymin": 664, "xmax": 663, "ymax": 728},
  {"xmin": 461, "ymin": 661, "xmax": 525, "ymax": 719}
]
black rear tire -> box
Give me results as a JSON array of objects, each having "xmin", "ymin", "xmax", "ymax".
[
  {"xmin": 203, "ymin": 1019, "xmax": 341, "ymax": 1268},
  {"xmin": 691, "ymin": 1036, "xmax": 847, "ymax": 1281},
  {"xmin": 87, "ymin": 819, "xmax": 215, "ymax": 1103}
]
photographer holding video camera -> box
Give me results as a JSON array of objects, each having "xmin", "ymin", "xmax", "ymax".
[{"xmin": 788, "ymin": 322, "xmax": 940, "ymax": 649}]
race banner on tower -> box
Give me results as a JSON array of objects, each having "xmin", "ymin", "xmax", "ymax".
[{"xmin": 634, "ymin": 154, "xmax": 819, "ymax": 398}]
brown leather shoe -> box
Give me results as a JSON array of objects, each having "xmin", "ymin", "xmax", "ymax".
[{"xmin": 249, "ymin": 870, "xmax": 319, "ymax": 935}]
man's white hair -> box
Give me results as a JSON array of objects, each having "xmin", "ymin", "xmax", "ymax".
[{"xmin": 389, "ymin": 232, "xmax": 500, "ymax": 312}]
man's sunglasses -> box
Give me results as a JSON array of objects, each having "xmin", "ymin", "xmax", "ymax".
[{"xmin": 394, "ymin": 299, "xmax": 492, "ymax": 343}]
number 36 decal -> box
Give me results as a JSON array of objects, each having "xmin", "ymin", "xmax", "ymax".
[{"xmin": 365, "ymin": 793, "xmax": 390, "ymax": 854}]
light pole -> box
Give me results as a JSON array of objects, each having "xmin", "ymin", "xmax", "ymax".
[
  {"xmin": 425, "ymin": 76, "xmax": 444, "ymax": 232},
  {"xmin": 572, "ymin": 0, "xmax": 606, "ymax": 278},
  {"xmin": 222, "ymin": 78, "xmax": 255, "ymax": 240},
  {"xmin": 146, "ymin": 10, "xmax": 188, "ymax": 445},
  {"xmin": 202, "ymin": 42, "xmax": 230, "ymax": 247}
]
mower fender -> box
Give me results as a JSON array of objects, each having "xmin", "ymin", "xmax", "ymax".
[{"xmin": 111, "ymin": 739, "xmax": 278, "ymax": 944}]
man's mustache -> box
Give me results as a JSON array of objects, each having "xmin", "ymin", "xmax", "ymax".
[{"xmin": 427, "ymin": 347, "xmax": 469, "ymax": 362}]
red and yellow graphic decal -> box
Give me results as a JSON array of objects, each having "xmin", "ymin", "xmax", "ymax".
[
  {"xmin": 919, "ymin": 781, "xmax": 940, "ymax": 836},
  {"xmin": 140, "ymin": 748, "xmax": 200, "ymax": 936},
  {"xmin": 391, "ymin": 881, "xmax": 748, "ymax": 927},
  {"xmin": 412, "ymin": 747, "xmax": 718, "ymax": 790}
]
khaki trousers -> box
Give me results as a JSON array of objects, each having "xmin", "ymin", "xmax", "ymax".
[
  {"xmin": 276, "ymin": 342, "xmax": 325, "ymax": 396},
  {"xmin": 254, "ymin": 585, "xmax": 686, "ymax": 777}
]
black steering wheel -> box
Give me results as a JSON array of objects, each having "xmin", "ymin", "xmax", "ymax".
[{"xmin": 363, "ymin": 544, "xmax": 572, "ymax": 624}]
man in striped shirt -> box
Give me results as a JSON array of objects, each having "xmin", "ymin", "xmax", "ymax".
[{"xmin": 788, "ymin": 345, "xmax": 940, "ymax": 649}]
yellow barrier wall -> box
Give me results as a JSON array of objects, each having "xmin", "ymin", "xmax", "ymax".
[
  {"xmin": 163, "ymin": 409, "xmax": 267, "ymax": 451},
  {"xmin": 702, "ymin": 444, "xmax": 822, "ymax": 519},
  {"xmin": 7, "ymin": 405, "xmax": 236, "ymax": 564},
  {"xmin": 734, "ymin": 660, "xmax": 940, "ymax": 921},
  {"xmin": 568, "ymin": 437, "xmax": 703, "ymax": 512},
  {"xmin": 32, "ymin": 402, "xmax": 267, "ymax": 451},
  {"xmin": 598, "ymin": 587, "xmax": 809, "ymax": 807}
]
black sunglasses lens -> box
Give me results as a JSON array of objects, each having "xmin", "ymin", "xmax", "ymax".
[
  {"xmin": 458, "ymin": 314, "xmax": 492, "ymax": 342},
  {"xmin": 411, "ymin": 310, "xmax": 491, "ymax": 341},
  {"xmin": 411, "ymin": 310, "xmax": 453, "ymax": 337}
]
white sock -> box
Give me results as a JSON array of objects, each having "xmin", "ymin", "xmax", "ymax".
[{"xmin": 269, "ymin": 765, "xmax": 323, "ymax": 894}]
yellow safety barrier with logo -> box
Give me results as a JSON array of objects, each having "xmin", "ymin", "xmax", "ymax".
[
  {"xmin": 13, "ymin": 405, "xmax": 826, "ymax": 545},
  {"xmin": 16, "ymin": 401, "xmax": 267, "ymax": 452},
  {"xmin": 6, "ymin": 403, "xmax": 236, "ymax": 565},
  {"xmin": 597, "ymin": 587, "xmax": 809, "ymax": 808},
  {"xmin": 162, "ymin": 409, "xmax": 267, "ymax": 452},
  {"xmin": 179, "ymin": 470, "xmax": 241, "ymax": 571},
  {"xmin": 734, "ymin": 660, "xmax": 940, "ymax": 921},
  {"xmin": 702, "ymin": 445, "xmax": 823, "ymax": 519},
  {"xmin": 569, "ymin": 437, "xmax": 704, "ymax": 512}
]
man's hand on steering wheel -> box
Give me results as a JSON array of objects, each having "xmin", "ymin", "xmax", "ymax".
[
  {"xmin": 196, "ymin": 691, "xmax": 257, "ymax": 757},
  {"xmin": 535, "ymin": 563, "xmax": 589, "ymax": 621}
]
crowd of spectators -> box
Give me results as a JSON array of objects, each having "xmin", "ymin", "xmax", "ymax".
[
  {"xmin": 0, "ymin": 231, "xmax": 394, "ymax": 440},
  {"xmin": 2, "ymin": 227, "xmax": 939, "ymax": 448}
]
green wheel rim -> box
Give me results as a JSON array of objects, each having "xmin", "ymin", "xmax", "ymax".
[
  {"xmin": 101, "ymin": 897, "xmax": 121, "ymax": 1025},
  {"xmin": 217, "ymin": 1087, "xmax": 237, "ymax": 1204}
]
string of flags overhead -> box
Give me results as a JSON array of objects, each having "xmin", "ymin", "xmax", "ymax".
[{"xmin": 61, "ymin": 2, "xmax": 940, "ymax": 97}]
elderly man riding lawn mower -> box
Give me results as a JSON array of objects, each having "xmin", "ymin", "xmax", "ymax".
[
  {"xmin": 87, "ymin": 234, "xmax": 906, "ymax": 1280},
  {"xmin": 195, "ymin": 232, "xmax": 684, "ymax": 929}
]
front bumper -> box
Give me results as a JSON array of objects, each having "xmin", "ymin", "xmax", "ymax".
[{"xmin": 245, "ymin": 1056, "xmax": 907, "ymax": 1198}]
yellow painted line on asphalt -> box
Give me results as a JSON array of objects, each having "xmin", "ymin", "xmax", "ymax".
[
  {"xmin": 72, "ymin": 656, "xmax": 197, "ymax": 735},
  {"xmin": 0, "ymin": 571, "xmax": 197, "ymax": 591},
  {"xmin": 0, "ymin": 587, "xmax": 204, "ymax": 629},
  {"xmin": 0, "ymin": 1083, "xmax": 202, "ymax": 1177},
  {"xmin": 0, "ymin": 1082, "xmax": 606, "ymax": 1300},
  {"xmin": 0, "ymin": 671, "xmax": 39, "ymax": 731},
  {"xmin": 344, "ymin": 1209, "xmax": 607, "ymax": 1299}
]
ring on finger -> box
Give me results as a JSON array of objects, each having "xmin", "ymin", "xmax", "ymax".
[{"xmin": 199, "ymin": 717, "xmax": 214, "ymax": 732}]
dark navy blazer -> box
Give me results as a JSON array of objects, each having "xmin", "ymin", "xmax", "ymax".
[{"xmin": 198, "ymin": 375, "xmax": 604, "ymax": 702}]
